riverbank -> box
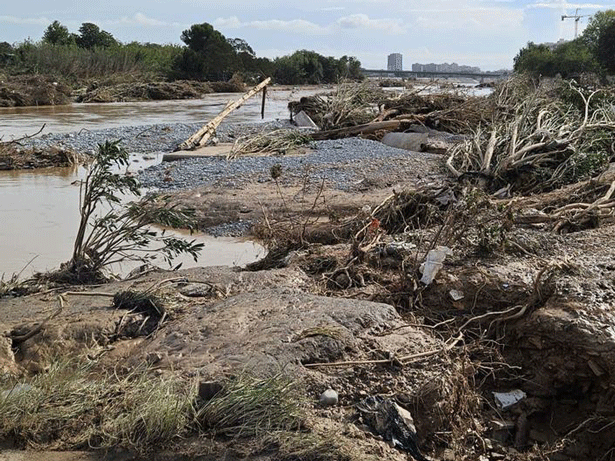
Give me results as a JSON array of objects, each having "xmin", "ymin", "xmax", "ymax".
[
  {"xmin": 0, "ymin": 73, "xmax": 331, "ymax": 107},
  {"xmin": 2, "ymin": 78, "xmax": 615, "ymax": 460},
  {"xmin": 0, "ymin": 76, "xmax": 242, "ymax": 107}
]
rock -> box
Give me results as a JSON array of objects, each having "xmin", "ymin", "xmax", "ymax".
[
  {"xmin": 320, "ymin": 388, "xmax": 339, "ymax": 406},
  {"xmin": 146, "ymin": 352, "xmax": 163, "ymax": 365},
  {"xmin": 381, "ymin": 132, "xmax": 428, "ymax": 152},
  {"xmin": 179, "ymin": 283, "xmax": 213, "ymax": 297}
]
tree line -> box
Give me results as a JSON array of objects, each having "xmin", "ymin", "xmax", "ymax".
[
  {"xmin": 0, "ymin": 21, "xmax": 363, "ymax": 84},
  {"xmin": 514, "ymin": 10, "xmax": 615, "ymax": 78}
]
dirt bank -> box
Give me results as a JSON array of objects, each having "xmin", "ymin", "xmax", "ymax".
[
  {"xmin": 0, "ymin": 143, "xmax": 88, "ymax": 170},
  {"xmin": 0, "ymin": 74, "xmax": 325, "ymax": 107},
  {"xmin": 3, "ymin": 79, "xmax": 615, "ymax": 460}
]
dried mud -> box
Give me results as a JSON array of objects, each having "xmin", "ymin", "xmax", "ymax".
[{"xmin": 3, "ymin": 97, "xmax": 615, "ymax": 459}]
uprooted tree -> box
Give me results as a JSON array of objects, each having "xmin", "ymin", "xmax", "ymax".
[{"xmin": 53, "ymin": 140, "xmax": 203, "ymax": 283}]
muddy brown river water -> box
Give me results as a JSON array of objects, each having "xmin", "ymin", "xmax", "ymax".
[{"xmin": 0, "ymin": 89, "xmax": 324, "ymax": 277}]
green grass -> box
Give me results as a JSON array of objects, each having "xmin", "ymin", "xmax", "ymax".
[
  {"xmin": 0, "ymin": 360, "xmax": 194, "ymax": 451},
  {"xmin": 197, "ymin": 374, "xmax": 303, "ymax": 437},
  {"xmin": 0, "ymin": 360, "xmax": 311, "ymax": 453}
]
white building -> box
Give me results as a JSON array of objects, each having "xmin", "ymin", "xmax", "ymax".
[{"xmin": 387, "ymin": 53, "xmax": 403, "ymax": 71}]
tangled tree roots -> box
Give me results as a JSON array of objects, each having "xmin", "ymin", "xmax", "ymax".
[{"xmin": 446, "ymin": 78, "xmax": 615, "ymax": 195}]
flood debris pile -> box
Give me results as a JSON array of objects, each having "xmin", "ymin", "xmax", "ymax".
[
  {"xmin": 447, "ymin": 78, "xmax": 615, "ymax": 195},
  {"xmin": 288, "ymin": 81, "xmax": 382, "ymax": 131},
  {"xmin": 228, "ymin": 128, "xmax": 314, "ymax": 159},
  {"xmin": 0, "ymin": 141, "xmax": 87, "ymax": 170},
  {"xmin": 0, "ymin": 75, "xmax": 72, "ymax": 107},
  {"xmin": 4, "ymin": 76, "xmax": 615, "ymax": 461},
  {"xmin": 77, "ymin": 80, "xmax": 218, "ymax": 103},
  {"xmin": 287, "ymin": 80, "xmax": 494, "ymax": 142}
]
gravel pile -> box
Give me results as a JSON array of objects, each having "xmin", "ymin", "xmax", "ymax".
[
  {"xmin": 21, "ymin": 120, "xmax": 292, "ymax": 155},
  {"xmin": 138, "ymin": 136, "xmax": 440, "ymax": 192},
  {"xmin": 21, "ymin": 121, "xmax": 442, "ymax": 193}
]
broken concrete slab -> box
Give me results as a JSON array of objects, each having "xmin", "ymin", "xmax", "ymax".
[
  {"xmin": 294, "ymin": 110, "xmax": 319, "ymax": 129},
  {"xmin": 381, "ymin": 132, "xmax": 429, "ymax": 152}
]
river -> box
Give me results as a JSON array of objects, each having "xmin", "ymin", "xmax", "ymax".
[{"xmin": 0, "ymin": 88, "xmax": 324, "ymax": 277}]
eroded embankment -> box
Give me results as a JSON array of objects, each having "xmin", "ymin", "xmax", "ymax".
[{"xmin": 2, "ymin": 77, "xmax": 615, "ymax": 460}]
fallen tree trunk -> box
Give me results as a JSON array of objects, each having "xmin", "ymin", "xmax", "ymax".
[
  {"xmin": 176, "ymin": 77, "xmax": 271, "ymax": 151},
  {"xmin": 309, "ymin": 120, "xmax": 407, "ymax": 141}
]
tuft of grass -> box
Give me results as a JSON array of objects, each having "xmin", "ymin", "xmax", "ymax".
[
  {"xmin": 99, "ymin": 367, "xmax": 195, "ymax": 451},
  {"xmin": 197, "ymin": 374, "xmax": 303, "ymax": 437},
  {"xmin": 0, "ymin": 359, "xmax": 195, "ymax": 451}
]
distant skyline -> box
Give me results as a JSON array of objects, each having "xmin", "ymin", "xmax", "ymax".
[{"xmin": 1, "ymin": 1, "xmax": 615, "ymax": 71}]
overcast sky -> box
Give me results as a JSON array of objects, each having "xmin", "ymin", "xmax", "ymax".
[{"xmin": 1, "ymin": 1, "xmax": 614, "ymax": 71}]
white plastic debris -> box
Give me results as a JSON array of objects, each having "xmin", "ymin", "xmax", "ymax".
[
  {"xmin": 493, "ymin": 389, "xmax": 526, "ymax": 410},
  {"xmin": 419, "ymin": 246, "xmax": 453, "ymax": 285},
  {"xmin": 449, "ymin": 289, "xmax": 465, "ymax": 301}
]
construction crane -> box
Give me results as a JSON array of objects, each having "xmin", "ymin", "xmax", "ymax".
[{"xmin": 561, "ymin": 8, "xmax": 591, "ymax": 38}]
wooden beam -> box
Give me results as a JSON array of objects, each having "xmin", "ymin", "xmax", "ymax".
[
  {"xmin": 176, "ymin": 77, "xmax": 272, "ymax": 151},
  {"xmin": 309, "ymin": 120, "xmax": 404, "ymax": 141}
]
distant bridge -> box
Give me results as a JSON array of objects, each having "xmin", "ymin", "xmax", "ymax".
[{"xmin": 361, "ymin": 69, "xmax": 508, "ymax": 80}]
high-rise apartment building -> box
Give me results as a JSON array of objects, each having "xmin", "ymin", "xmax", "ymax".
[{"xmin": 387, "ymin": 53, "xmax": 403, "ymax": 71}]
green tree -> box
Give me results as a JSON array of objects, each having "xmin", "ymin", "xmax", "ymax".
[
  {"xmin": 513, "ymin": 40, "xmax": 598, "ymax": 77},
  {"xmin": 553, "ymin": 39, "xmax": 599, "ymax": 76},
  {"xmin": 581, "ymin": 10, "xmax": 615, "ymax": 53},
  {"xmin": 273, "ymin": 50, "xmax": 362, "ymax": 84},
  {"xmin": 597, "ymin": 20, "xmax": 615, "ymax": 72},
  {"xmin": 76, "ymin": 23, "xmax": 117, "ymax": 49},
  {"xmin": 514, "ymin": 42, "xmax": 556, "ymax": 76},
  {"xmin": 173, "ymin": 23, "xmax": 238, "ymax": 81},
  {"xmin": 65, "ymin": 141, "xmax": 203, "ymax": 283},
  {"xmin": 42, "ymin": 20, "xmax": 74, "ymax": 46},
  {"xmin": 227, "ymin": 37, "xmax": 254, "ymax": 57}
]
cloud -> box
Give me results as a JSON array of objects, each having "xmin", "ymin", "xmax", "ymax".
[
  {"xmin": 249, "ymin": 19, "xmax": 330, "ymax": 34},
  {"xmin": 336, "ymin": 13, "xmax": 405, "ymax": 33},
  {"xmin": 215, "ymin": 13, "xmax": 405, "ymax": 36},
  {"xmin": 214, "ymin": 16, "xmax": 242, "ymax": 29},
  {"xmin": 411, "ymin": 6, "xmax": 525, "ymax": 33},
  {"xmin": 214, "ymin": 16, "xmax": 329, "ymax": 34},
  {"xmin": 0, "ymin": 15, "xmax": 50, "ymax": 26},
  {"xmin": 132, "ymin": 13, "xmax": 167, "ymax": 27},
  {"xmin": 104, "ymin": 13, "xmax": 182, "ymax": 28},
  {"xmin": 526, "ymin": 2, "xmax": 611, "ymax": 8}
]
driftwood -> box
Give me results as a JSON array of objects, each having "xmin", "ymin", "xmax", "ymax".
[
  {"xmin": 176, "ymin": 78, "xmax": 271, "ymax": 151},
  {"xmin": 309, "ymin": 120, "xmax": 407, "ymax": 141}
]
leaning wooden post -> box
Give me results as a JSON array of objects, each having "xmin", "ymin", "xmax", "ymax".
[{"xmin": 176, "ymin": 77, "xmax": 272, "ymax": 151}]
